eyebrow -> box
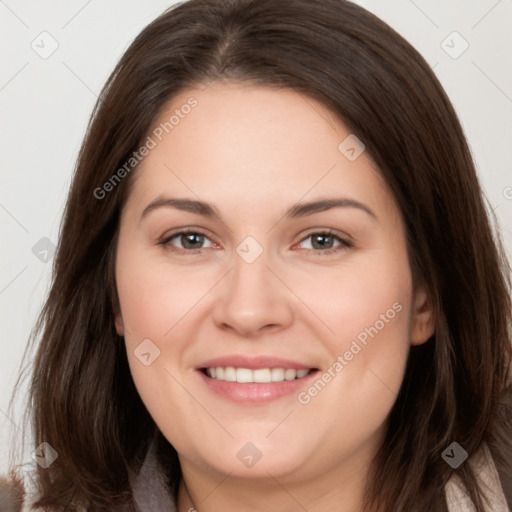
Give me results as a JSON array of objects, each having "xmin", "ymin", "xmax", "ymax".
[{"xmin": 140, "ymin": 196, "xmax": 377, "ymax": 222}]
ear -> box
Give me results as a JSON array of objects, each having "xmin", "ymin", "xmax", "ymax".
[
  {"xmin": 410, "ymin": 282, "xmax": 436, "ymax": 346},
  {"xmin": 112, "ymin": 298, "xmax": 124, "ymax": 336},
  {"xmin": 115, "ymin": 313, "xmax": 124, "ymax": 336},
  {"xmin": 110, "ymin": 285, "xmax": 125, "ymax": 336}
]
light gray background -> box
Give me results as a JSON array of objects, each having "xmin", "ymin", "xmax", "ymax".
[{"xmin": 1, "ymin": 0, "xmax": 511, "ymax": 474}]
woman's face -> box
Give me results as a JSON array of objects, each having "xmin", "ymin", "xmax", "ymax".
[{"xmin": 115, "ymin": 81, "xmax": 434, "ymax": 485}]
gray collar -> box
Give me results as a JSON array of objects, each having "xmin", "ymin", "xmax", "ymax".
[{"xmin": 129, "ymin": 436, "xmax": 177, "ymax": 512}]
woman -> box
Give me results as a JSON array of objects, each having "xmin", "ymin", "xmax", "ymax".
[{"xmin": 6, "ymin": 0, "xmax": 512, "ymax": 510}]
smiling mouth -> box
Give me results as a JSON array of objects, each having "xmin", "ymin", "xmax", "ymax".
[{"xmin": 200, "ymin": 367, "xmax": 319, "ymax": 383}]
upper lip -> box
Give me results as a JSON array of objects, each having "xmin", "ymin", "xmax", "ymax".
[{"xmin": 196, "ymin": 355, "xmax": 317, "ymax": 370}]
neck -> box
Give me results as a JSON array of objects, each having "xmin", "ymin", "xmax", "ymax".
[{"xmin": 176, "ymin": 447, "xmax": 377, "ymax": 512}]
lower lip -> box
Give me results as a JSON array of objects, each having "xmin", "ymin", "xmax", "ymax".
[{"xmin": 197, "ymin": 370, "xmax": 318, "ymax": 403}]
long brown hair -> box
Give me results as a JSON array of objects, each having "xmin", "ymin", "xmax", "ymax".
[{"xmin": 13, "ymin": 0, "xmax": 512, "ymax": 510}]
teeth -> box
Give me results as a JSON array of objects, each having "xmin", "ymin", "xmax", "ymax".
[
  {"xmin": 271, "ymin": 368, "xmax": 284, "ymax": 382},
  {"xmin": 205, "ymin": 367, "xmax": 312, "ymax": 383},
  {"xmin": 253, "ymin": 368, "xmax": 271, "ymax": 383},
  {"xmin": 284, "ymin": 369, "xmax": 296, "ymax": 380},
  {"xmin": 236, "ymin": 368, "xmax": 253, "ymax": 383},
  {"xmin": 225, "ymin": 367, "xmax": 237, "ymax": 382}
]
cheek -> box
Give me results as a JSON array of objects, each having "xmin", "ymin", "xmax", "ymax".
[
  {"xmin": 287, "ymin": 245, "xmax": 412, "ymax": 354},
  {"xmin": 293, "ymin": 294, "xmax": 410, "ymax": 464},
  {"xmin": 115, "ymin": 246, "xmax": 211, "ymax": 345},
  {"xmin": 294, "ymin": 246, "xmax": 413, "ymax": 413},
  {"xmin": 115, "ymin": 248, "xmax": 218, "ymax": 424},
  {"xmin": 301, "ymin": 258, "xmax": 412, "ymax": 434},
  {"xmin": 115, "ymin": 256, "xmax": 202, "ymax": 445}
]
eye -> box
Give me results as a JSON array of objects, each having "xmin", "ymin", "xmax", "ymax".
[
  {"xmin": 158, "ymin": 228, "xmax": 352, "ymax": 256},
  {"xmin": 295, "ymin": 230, "xmax": 353, "ymax": 255},
  {"xmin": 158, "ymin": 229, "xmax": 216, "ymax": 253}
]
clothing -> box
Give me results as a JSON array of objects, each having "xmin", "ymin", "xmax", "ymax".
[
  {"xmin": 444, "ymin": 443, "xmax": 509, "ymax": 512},
  {"xmin": 8, "ymin": 442, "xmax": 509, "ymax": 511},
  {"xmin": 126, "ymin": 440, "xmax": 512, "ymax": 511},
  {"xmin": 129, "ymin": 436, "xmax": 176, "ymax": 512}
]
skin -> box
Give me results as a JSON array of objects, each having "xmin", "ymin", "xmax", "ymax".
[{"xmin": 114, "ymin": 81, "xmax": 435, "ymax": 512}]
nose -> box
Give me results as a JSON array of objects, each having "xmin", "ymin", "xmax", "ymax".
[{"xmin": 211, "ymin": 249, "xmax": 294, "ymax": 338}]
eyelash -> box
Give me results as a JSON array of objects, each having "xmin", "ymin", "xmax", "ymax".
[{"xmin": 158, "ymin": 228, "xmax": 353, "ymax": 256}]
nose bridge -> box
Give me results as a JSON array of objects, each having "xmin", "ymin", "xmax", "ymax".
[
  {"xmin": 231, "ymin": 246, "xmax": 271, "ymax": 295},
  {"xmin": 212, "ymin": 240, "xmax": 293, "ymax": 336}
]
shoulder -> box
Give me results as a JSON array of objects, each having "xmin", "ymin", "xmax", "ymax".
[
  {"xmin": 445, "ymin": 443, "xmax": 510, "ymax": 512},
  {"xmin": 0, "ymin": 472, "xmax": 86, "ymax": 512},
  {"xmin": 0, "ymin": 473, "xmax": 25, "ymax": 512}
]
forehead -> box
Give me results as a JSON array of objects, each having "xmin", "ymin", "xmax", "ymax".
[{"xmin": 126, "ymin": 81, "xmax": 392, "ymax": 220}]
